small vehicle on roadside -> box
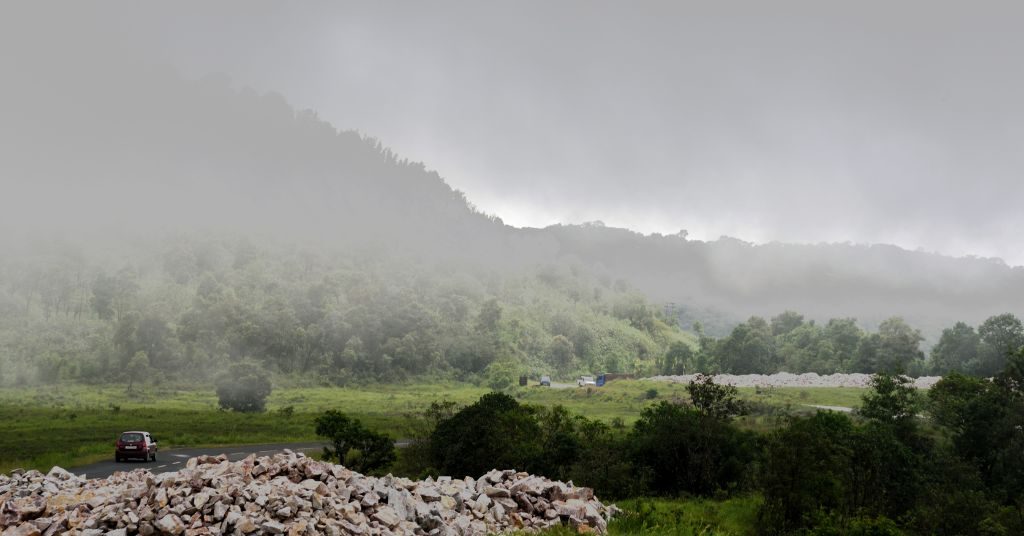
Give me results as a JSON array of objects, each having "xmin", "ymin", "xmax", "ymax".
[
  {"xmin": 115, "ymin": 431, "xmax": 158, "ymax": 462},
  {"xmin": 540, "ymin": 375, "xmax": 551, "ymax": 386},
  {"xmin": 577, "ymin": 375, "xmax": 597, "ymax": 387}
]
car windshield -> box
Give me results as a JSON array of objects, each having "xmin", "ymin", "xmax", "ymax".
[{"xmin": 120, "ymin": 433, "xmax": 144, "ymax": 442}]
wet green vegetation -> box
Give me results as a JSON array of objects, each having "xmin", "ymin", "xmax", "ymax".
[{"xmin": 0, "ymin": 380, "xmax": 862, "ymax": 474}]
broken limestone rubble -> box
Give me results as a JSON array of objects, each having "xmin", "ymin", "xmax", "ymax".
[{"xmin": 0, "ymin": 451, "xmax": 614, "ymax": 535}]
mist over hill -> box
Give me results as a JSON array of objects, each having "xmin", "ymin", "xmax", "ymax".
[
  {"xmin": 538, "ymin": 224, "xmax": 1024, "ymax": 337},
  {"xmin": 2, "ymin": 4, "xmax": 1023, "ymax": 368}
]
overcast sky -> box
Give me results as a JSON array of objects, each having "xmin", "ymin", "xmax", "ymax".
[{"xmin": 70, "ymin": 2, "xmax": 1024, "ymax": 265}]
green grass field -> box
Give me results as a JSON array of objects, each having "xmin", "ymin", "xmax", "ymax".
[
  {"xmin": 528, "ymin": 495, "xmax": 761, "ymax": 536},
  {"xmin": 0, "ymin": 380, "xmax": 869, "ymax": 474}
]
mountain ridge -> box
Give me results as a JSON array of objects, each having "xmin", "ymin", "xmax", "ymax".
[{"xmin": 2, "ymin": 37, "xmax": 1022, "ymax": 340}]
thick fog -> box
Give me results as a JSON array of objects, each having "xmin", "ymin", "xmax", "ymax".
[
  {"xmin": 28, "ymin": 0, "xmax": 1020, "ymax": 266},
  {"xmin": 5, "ymin": 1, "xmax": 1024, "ymax": 261},
  {"xmin": 1, "ymin": 1, "xmax": 1023, "ymax": 340}
]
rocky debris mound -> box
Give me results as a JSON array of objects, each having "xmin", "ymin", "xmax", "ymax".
[
  {"xmin": 0, "ymin": 451, "xmax": 614, "ymax": 535},
  {"xmin": 647, "ymin": 372, "xmax": 942, "ymax": 389}
]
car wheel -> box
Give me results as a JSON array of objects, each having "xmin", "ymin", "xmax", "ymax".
[
  {"xmin": 115, "ymin": 455, "xmax": 121, "ymax": 463},
  {"xmin": 151, "ymin": 452, "xmax": 156, "ymax": 462}
]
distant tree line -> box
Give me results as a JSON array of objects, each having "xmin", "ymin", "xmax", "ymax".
[{"xmin": 661, "ymin": 311, "xmax": 1024, "ymax": 377}]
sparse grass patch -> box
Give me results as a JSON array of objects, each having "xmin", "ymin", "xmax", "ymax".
[{"xmin": 736, "ymin": 385, "xmax": 865, "ymax": 409}]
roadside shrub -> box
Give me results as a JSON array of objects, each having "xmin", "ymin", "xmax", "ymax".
[
  {"xmin": 215, "ymin": 362, "xmax": 272, "ymax": 412},
  {"xmin": 430, "ymin": 392, "xmax": 541, "ymax": 476},
  {"xmin": 315, "ymin": 410, "xmax": 396, "ymax": 475}
]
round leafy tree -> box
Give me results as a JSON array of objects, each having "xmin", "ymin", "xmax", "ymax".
[
  {"xmin": 429, "ymin": 392, "xmax": 541, "ymax": 476},
  {"xmin": 215, "ymin": 362, "xmax": 272, "ymax": 412}
]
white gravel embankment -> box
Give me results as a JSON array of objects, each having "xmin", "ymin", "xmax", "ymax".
[
  {"xmin": 0, "ymin": 451, "xmax": 614, "ymax": 535},
  {"xmin": 645, "ymin": 372, "xmax": 942, "ymax": 389}
]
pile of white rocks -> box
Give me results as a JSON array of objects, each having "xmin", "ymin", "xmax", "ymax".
[
  {"xmin": 0, "ymin": 451, "xmax": 614, "ymax": 536},
  {"xmin": 647, "ymin": 372, "xmax": 942, "ymax": 389}
]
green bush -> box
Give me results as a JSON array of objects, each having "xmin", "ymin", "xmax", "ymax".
[
  {"xmin": 314, "ymin": 410, "xmax": 395, "ymax": 475},
  {"xmin": 430, "ymin": 392, "xmax": 541, "ymax": 476},
  {"xmin": 214, "ymin": 362, "xmax": 272, "ymax": 413}
]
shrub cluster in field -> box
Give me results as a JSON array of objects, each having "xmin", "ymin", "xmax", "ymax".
[{"xmin": 384, "ymin": 351, "xmax": 1024, "ymax": 535}]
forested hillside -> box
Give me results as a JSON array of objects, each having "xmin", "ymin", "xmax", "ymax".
[
  {"xmin": 0, "ymin": 238, "xmax": 689, "ymax": 386},
  {"xmin": 5, "ymin": 232, "xmax": 1019, "ymax": 385},
  {"xmin": 3, "ymin": 13, "xmax": 1024, "ymax": 384}
]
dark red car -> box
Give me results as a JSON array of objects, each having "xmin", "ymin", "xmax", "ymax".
[{"xmin": 114, "ymin": 431, "xmax": 158, "ymax": 462}]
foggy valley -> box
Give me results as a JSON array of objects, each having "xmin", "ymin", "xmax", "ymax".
[{"xmin": 2, "ymin": 3, "xmax": 1024, "ymax": 535}]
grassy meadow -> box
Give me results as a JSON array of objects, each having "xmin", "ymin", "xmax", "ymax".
[
  {"xmin": 0, "ymin": 380, "xmax": 867, "ymax": 475},
  {"xmin": 529, "ymin": 495, "xmax": 761, "ymax": 536}
]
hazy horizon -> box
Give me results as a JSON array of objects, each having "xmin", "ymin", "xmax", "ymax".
[
  {"xmin": 4, "ymin": 1, "xmax": 1024, "ymax": 266},
  {"xmin": 134, "ymin": 0, "xmax": 1024, "ymax": 266}
]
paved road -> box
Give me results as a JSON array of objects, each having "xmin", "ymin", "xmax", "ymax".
[
  {"xmin": 805, "ymin": 404, "xmax": 855, "ymax": 413},
  {"xmin": 69, "ymin": 442, "xmax": 327, "ymax": 480}
]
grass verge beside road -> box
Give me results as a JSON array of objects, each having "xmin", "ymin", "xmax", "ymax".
[{"xmin": 0, "ymin": 406, "xmax": 319, "ymax": 475}]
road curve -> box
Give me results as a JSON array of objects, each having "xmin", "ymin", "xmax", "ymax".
[{"xmin": 68, "ymin": 442, "xmax": 328, "ymax": 480}]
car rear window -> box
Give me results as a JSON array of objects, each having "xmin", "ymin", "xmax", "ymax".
[{"xmin": 120, "ymin": 433, "xmax": 144, "ymax": 442}]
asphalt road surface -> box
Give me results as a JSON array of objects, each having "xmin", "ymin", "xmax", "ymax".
[
  {"xmin": 806, "ymin": 404, "xmax": 855, "ymax": 413},
  {"xmin": 68, "ymin": 442, "xmax": 327, "ymax": 480}
]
